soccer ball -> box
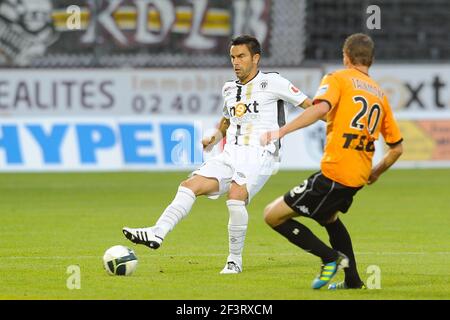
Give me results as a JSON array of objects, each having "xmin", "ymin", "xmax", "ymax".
[{"xmin": 103, "ymin": 245, "xmax": 138, "ymax": 276}]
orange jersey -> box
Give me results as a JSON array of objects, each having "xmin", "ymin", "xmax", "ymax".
[{"xmin": 313, "ymin": 68, "xmax": 402, "ymax": 187}]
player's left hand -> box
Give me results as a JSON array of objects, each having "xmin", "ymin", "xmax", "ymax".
[{"xmin": 260, "ymin": 130, "xmax": 280, "ymax": 146}]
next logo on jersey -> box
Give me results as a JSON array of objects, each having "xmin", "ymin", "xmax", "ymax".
[{"xmin": 229, "ymin": 101, "xmax": 260, "ymax": 117}]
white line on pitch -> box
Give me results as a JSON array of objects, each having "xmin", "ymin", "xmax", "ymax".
[{"xmin": 3, "ymin": 251, "xmax": 450, "ymax": 260}]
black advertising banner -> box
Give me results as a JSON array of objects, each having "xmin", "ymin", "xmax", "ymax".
[{"xmin": 0, "ymin": 0, "xmax": 306, "ymax": 68}]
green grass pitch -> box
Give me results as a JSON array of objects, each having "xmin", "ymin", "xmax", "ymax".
[{"xmin": 0, "ymin": 169, "xmax": 449, "ymax": 300}]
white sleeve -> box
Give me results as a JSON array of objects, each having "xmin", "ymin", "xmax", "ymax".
[
  {"xmin": 221, "ymin": 83, "xmax": 230, "ymax": 119},
  {"xmin": 270, "ymin": 74, "xmax": 308, "ymax": 106},
  {"xmin": 222, "ymin": 102, "xmax": 230, "ymax": 119}
]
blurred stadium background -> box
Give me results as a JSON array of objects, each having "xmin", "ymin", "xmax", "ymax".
[
  {"xmin": 1, "ymin": 0, "xmax": 449, "ymax": 300},
  {"xmin": 1, "ymin": 0, "xmax": 449, "ymax": 171}
]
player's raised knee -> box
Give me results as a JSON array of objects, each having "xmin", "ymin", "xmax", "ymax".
[
  {"xmin": 263, "ymin": 203, "xmax": 277, "ymax": 227},
  {"xmin": 180, "ymin": 178, "xmax": 192, "ymax": 189},
  {"xmin": 179, "ymin": 178, "xmax": 200, "ymax": 196},
  {"xmin": 180, "ymin": 175, "xmax": 219, "ymax": 197},
  {"xmin": 264, "ymin": 197, "xmax": 294, "ymax": 227}
]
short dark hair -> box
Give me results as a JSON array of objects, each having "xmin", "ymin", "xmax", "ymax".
[
  {"xmin": 343, "ymin": 33, "xmax": 375, "ymax": 67},
  {"xmin": 230, "ymin": 35, "xmax": 261, "ymax": 56}
]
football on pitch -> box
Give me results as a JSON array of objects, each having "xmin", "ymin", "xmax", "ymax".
[{"xmin": 103, "ymin": 245, "xmax": 138, "ymax": 276}]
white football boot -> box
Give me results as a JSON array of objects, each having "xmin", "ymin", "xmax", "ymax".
[{"xmin": 220, "ymin": 261, "xmax": 242, "ymax": 274}]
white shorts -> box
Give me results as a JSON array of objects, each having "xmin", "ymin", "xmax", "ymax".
[{"xmin": 191, "ymin": 144, "xmax": 278, "ymax": 203}]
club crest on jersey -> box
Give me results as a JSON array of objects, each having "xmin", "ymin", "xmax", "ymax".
[{"xmin": 260, "ymin": 80, "xmax": 268, "ymax": 90}]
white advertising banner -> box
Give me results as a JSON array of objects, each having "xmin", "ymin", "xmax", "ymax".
[
  {"xmin": 0, "ymin": 68, "xmax": 322, "ymax": 117},
  {"xmin": 324, "ymin": 64, "xmax": 450, "ymax": 114},
  {"xmin": 3, "ymin": 66, "xmax": 447, "ymax": 171}
]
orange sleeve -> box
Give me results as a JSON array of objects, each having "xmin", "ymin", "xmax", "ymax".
[
  {"xmin": 313, "ymin": 73, "xmax": 341, "ymax": 108},
  {"xmin": 381, "ymin": 97, "xmax": 403, "ymax": 145}
]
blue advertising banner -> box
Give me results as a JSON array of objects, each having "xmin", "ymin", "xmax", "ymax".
[{"xmin": 0, "ymin": 117, "xmax": 204, "ymax": 171}]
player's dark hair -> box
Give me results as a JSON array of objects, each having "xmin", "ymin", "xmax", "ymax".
[
  {"xmin": 343, "ymin": 33, "xmax": 374, "ymax": 67},
  {"xmin": 230, "ymin": 35, "xmax": 261, "ymax": 56}
]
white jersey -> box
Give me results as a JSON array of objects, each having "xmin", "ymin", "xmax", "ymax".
[{"xmin": 222, "ymin": 71, "xmax": 307, "ymax": 152}]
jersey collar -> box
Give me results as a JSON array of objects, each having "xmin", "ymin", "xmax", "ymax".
[
  {"xmin": 351, "ymin": 66, "xmax": 369, "ymax": 76},
  {"xmin": 236, "ymin": 70, "xmax": 260, "ymax": 85}
]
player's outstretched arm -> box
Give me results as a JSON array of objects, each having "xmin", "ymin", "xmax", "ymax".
[
  {"xmin": 260, "ymin": 101, "xmax": 329, "ymax": 146},
  {"xmin": 202, "ymin": 117, "xmax": 230, "ymax": 151},
  {"xmin": 368, "ymin": 142, "xmax": 403, "ymax": 185},
  {"xmin": 297, "ymin": 98, "xmax": 327, "ymax": 122},
  {"xmin": 298, "ymin": 98, "xmax": 313, "ymax": 109}
]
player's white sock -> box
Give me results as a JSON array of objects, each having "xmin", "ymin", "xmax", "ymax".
[
  {"xmin": 153, "ymin": 186, "xmax": 196, "ymax": 239},
  {"xmin": 226, "ymin": 199, "xmax": 248, "ymax": 267}
]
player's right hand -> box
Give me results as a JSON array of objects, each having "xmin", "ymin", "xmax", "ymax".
[{"xmin": 202, "ymin": 136, "xmax": 215, "ymax": 152}]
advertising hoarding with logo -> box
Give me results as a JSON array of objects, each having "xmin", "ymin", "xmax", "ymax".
[
  {"xmin": 0, "ymin": 0, "xmax": 306, "ymax": 68},
  {"xmin": 0, "ymin": 116, "xmax": 339, "ymax": 172},
  {"xmin": 323, "ymin": 64, "xmax": 450, "ymax": 167},
  {"xmin": 0, "ymin": 68, "xmax": 323, "ymax": 117},
  {"xmin": 0, "ymin": 67, "xmax": 328, "ymax": 172},
  {"xmin": 324, "ymin": 64, "xmax": 450, "ymax": 113},
  {"xmin": 2, "ymin": 65, "xmax": 449, "ymax": 171}
]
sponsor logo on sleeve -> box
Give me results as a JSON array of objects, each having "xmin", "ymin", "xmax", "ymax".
[
  {"xmin": 289, "ymin": 83, "xmax": 301, "ymax": 94},
  {"xmin": 314, "ymin": 85, "xmax": 329, "ymax": 97},
  {"xmin": 223, "ymin": 85, "xmax": 233, "ymax": 96}
]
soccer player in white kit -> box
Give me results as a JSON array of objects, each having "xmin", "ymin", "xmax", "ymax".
[{"xmin": 123, "ymin": 35, "xmax": 311, "ymax": 274}]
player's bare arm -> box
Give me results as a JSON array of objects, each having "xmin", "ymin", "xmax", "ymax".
[
  {"xmin": 298, "ymin": 97, "xmax": 312, "ymax": 109},
  {"xmin": 260, "ymin": 101, "xmax": 330, "ymax": 146},
  {"xmin": 202, "ymin": 117, "xmax": 230, "ymax": 151},
  {"xmin": 298, "ymin": 98, "xmax": 326, "ymax": 121},
  {"xmin": 368, "ymin": 142, "xmax": 403, "ymax": 185}
]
